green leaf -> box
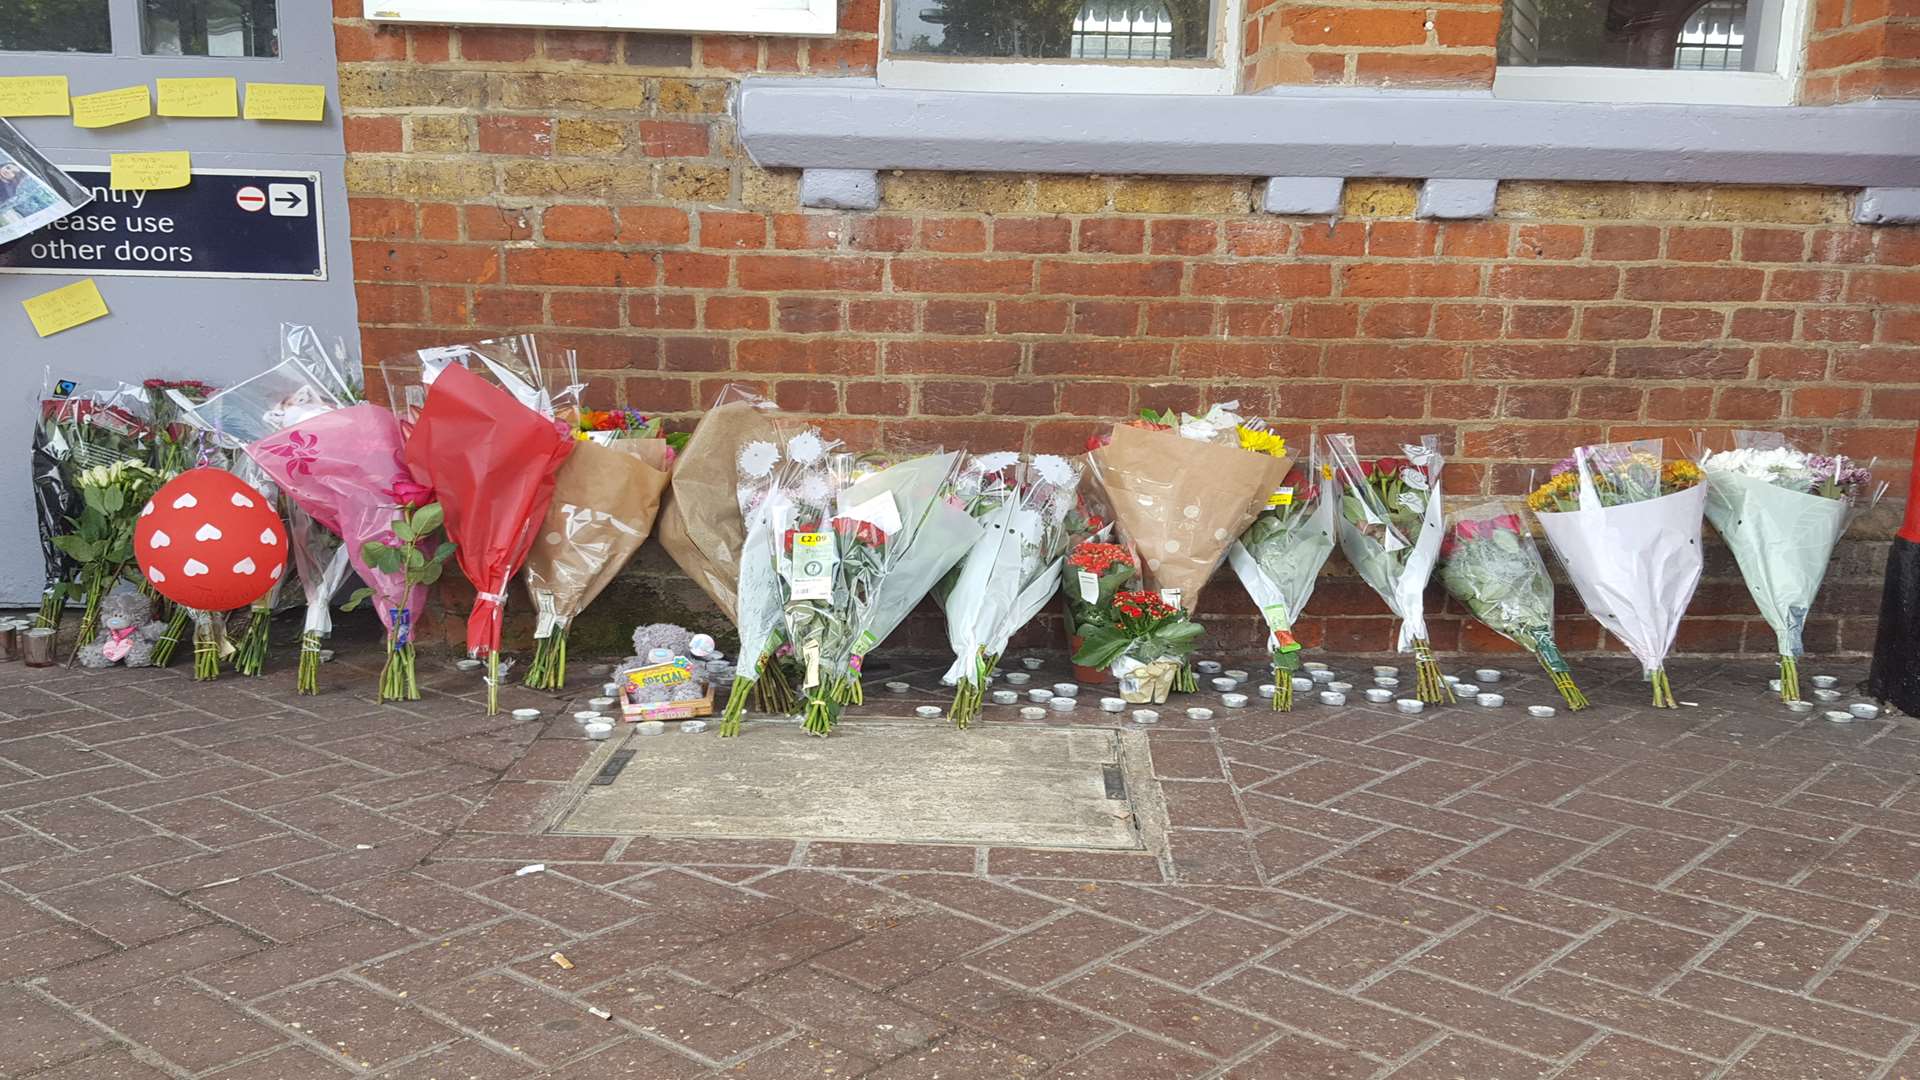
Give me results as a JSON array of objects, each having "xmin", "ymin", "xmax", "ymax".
[
  {"xmin": 418, "ymin": 560, "xmax": 444, "ymax": 586},
  {"xmin": 391, "ymin": 518, "xmax": 417, "ymax": 543},
  {"xmin": 430, "ymin": 541, "xmax": 456, "ymax": 565},
  {"xmin": 340, "ymin": 586, "xmax": 372, "ymax": 612},
  {"xmin": 410, "ymin": 502, "xmax": 444, "ymax": 536},
  {"xmin": 98, "ymin": 486, "xmax": 124, "ymax": 514}
]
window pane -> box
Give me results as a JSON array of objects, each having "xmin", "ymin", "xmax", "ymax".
[
  {"xmin": 894, "ymin": 0, "xmax": 1215, "ymax": 61},
  {"xmin": 0, "ymin": 0, "xmax": 112, "ymax": 53},
  {"xmin": 1499, "ymin": 0, "xmax": 1766, "ymax": 70},
  {"xmin": 141, "ymin": 0, "xmax": 279, "ymax": 57}
]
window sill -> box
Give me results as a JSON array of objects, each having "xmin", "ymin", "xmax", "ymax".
[
  {"xmin": 737, "ymin": 78, "xmax": 1920, "ymax": 189},
  {"xmin": 1493, "ymin": 67, "xmax": 1795, "ymax": 107}
]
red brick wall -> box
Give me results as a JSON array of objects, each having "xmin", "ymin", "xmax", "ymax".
[
  {"xmin": 1802, "ymin": 0, "xmax": 1920, "ymax": 101},
  {"xmin": 335, "ymin": 3, "xmax": 1919, "ymax": 659}
]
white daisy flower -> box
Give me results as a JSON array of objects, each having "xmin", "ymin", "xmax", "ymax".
[{"xmin": 737, "ymin": 440, "xmax": 780, "ymax": 479}]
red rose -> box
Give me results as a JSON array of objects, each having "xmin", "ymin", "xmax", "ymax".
[{"xmin": 388, "ymin": 479, "xmax": 435, "ymax": 509}]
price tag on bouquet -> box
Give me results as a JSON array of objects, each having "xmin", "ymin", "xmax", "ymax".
[
  {"xmin": 1267, "ymin": 487, "xmax": 1295, "ymax": 507},
  {"xmin": 789, "ymin": 530, "xmax": 838, "ymax": 601},
  {"xmin": 1077, "ymin": 570, "xmax": 1099, "ymax": 603},
  {"xmin": 1159, "ymin": 587, "xmax": 1182, "ymax": 608}
]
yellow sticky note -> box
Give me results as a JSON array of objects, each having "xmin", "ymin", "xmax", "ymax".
[
  {"xmin": 0, "ymin": 75, "xmax": 70, "ymax": 117},
  {"xmin": 243, "ymin": 82, "xmax": 326, "ymax": 122},
  {"xmin": 71, "ymin": 85, "xmax": 151, "ymax": 129},
  {"xmin": 21, "ymin": 280, "xmax": 109, "ymax": 338},
  {"xmin": 156, "ymin": 77, "xmax": 237, "ymax": 118},
  {"xmin": 110, "ymin": 151, "xmax": 191, "ymax": 190}
]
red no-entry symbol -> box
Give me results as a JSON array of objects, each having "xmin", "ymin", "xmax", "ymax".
[{"xmin": 235, "ymin": 186, "xmax": 267, "ymax": 213}]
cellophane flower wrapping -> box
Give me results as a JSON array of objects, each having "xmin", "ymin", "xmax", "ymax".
[
  {"xmin": 1530, "ymin": 439, "xmax": 1706, "ymax": 707},
  {"xmin": 1697, "ymin": 432, "xmax": 1879, "ymax": 701},
  {"xmin": 936, "ymin": 453, "xmax": 1082, "ymax": 725},
  {"xmin": 1227, "ymin": 450, "xmax": 1338, "ymax": 710},
  {"xmin": 1326, "ymin": 433, "xmax": 1451, "ymax": 702},
  {"xmin": 1438, "ymin": 498, "xmax": 1588, "ymax": 709},
  {"xmin": 31, "ymin": 375, "xmax": 87, "ymax": 627},
  {"xmin": 720, "ymin": 422, "xmax": 840, "ymax": 734}
]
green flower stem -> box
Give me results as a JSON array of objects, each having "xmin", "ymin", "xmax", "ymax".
[
  {"xmin": 35, "ymin": 584, "xmax": 64, "ymax": 630},
  {"xmin": 1651, "ymin": 666, "xmax": 1678, "ymax": 708},
  {"xmin": 149, "ymin": 606, "xmax": 189, "ymax": 668},
  {"xmin": 231, "ymin": 603, "xmax": 272, "ymax": 676},
  {"xmin": 1272, "ymin": 667, "xmax": 1293, "ymax": 711},
  {"xmin": 297, "ymin": 632, "xmax": 322, "ymax": 695},
  {"xmin": 1778, "ymin": 654, "xmax": 1799, "ymax": 704},
  {"xmin": 1413, "ymin": 639, "xmax": 1454, "ymax": 704},
  {"xmin": 525, "ymin": 631, "xmax": 570, "ymax": 690}
]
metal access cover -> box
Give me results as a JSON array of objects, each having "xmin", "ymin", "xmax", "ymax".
[{"xmin": 557, "ymin": 723, "xmax": 1158, "ymax": 852}]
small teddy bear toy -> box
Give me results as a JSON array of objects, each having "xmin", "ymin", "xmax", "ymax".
[{"xmin": 77, "ymin": 586, "xmax": 169, "ymax": 669}]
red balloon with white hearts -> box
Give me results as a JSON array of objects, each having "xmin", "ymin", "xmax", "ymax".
[{"xmin": 135, "ymin": 468, "xmax": 287, "ymax": 611}]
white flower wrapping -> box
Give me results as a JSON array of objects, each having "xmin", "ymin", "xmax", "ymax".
[{"xmin": 938, "ymin": 455, "xmax": 1082, "ymax": 703}]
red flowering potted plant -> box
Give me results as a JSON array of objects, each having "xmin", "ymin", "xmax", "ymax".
[
  {"xmin": 1071, "ymin": 589, "xmax": 1204, "ymax": 704},
  {"xmin": 1063, "ymin": 540, "xmax": 1136, "ymax": 684}
]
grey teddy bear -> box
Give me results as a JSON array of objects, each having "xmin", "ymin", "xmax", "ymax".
[{"xmin": 76, "ymin": 585, "xmax": 169, "ymax": 669}]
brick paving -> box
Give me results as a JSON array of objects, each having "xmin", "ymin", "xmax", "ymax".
[{"xmin": 3, "ymin": 648, "xmax": 1918, "ymax": 1078}]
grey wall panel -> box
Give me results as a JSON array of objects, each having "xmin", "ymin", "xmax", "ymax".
[{"xmin": 0, "ymin": 0, "xmax": 354, "ymax": 604}]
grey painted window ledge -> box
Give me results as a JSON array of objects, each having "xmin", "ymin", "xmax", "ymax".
[{"xmin": 737, "ymin": 78, "xmax": 1920, "ymax": 223}]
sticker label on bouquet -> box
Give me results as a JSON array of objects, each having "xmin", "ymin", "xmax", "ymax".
[
  {"xmin": 853, "ymin": 630, "xmax": 877, "ymax": 655},
  {"xmin": 1267, "ymin": 487, "xmax": 1294, "ymax": 507},
  {"xmin": 1261, "ymin": 603, "xmax": 1289, "ymax": 630},
  {"xmin": 1534, "ymin": 636, "xmax": 1570, "ymax": 674},
  {"xmin": 626, "ymin": 658, "xmax": 693, "ymax": 689},
  {"xmin": 789, "ymin": 530, "xmax": 837, "ymax": 601},
  {"xmin": 1159, "ymin": 588, "xmax": 1182, "ymax": 608},
  {"xmin": 1076, "ymin": 570, "xmax": 1099, "ymax": 603}
]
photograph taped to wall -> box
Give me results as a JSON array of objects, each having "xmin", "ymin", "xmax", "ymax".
[{"xmin": 0, "ymin": 120, "xmax": 91, "ymax": 247}]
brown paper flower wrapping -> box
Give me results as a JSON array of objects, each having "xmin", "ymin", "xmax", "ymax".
[
  {"xmin": 655, "ymin": 400, "xmax": 782, "ymax": 624},
  {"xmin": 523, "ymin": 438, "xmax": 671, "ymax": 633},
  {"xmin": 1089, "ymin": 424, "xmax": 1294, "ymax": 613}
]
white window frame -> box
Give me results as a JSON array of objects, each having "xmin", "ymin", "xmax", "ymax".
[
  {"xmin": 1493, "ymin": 0, "xmax": 1808, "ymax": 106},
  {"xmin": 879, "ymin": 0, "xmax": 1243, "ymax": 95},
  {"xmin": 362, "ymin": 0, "xmax": 838, "ymax": 36}
]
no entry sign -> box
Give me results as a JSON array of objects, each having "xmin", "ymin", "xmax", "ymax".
[{"xmin": 0, "ymin": 167, "xmax": 326, "ymax": 280}]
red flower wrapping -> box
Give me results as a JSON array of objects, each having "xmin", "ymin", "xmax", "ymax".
[{"xmin": 403, "ymin": 363, "xmax": 573, "ymax": 655}]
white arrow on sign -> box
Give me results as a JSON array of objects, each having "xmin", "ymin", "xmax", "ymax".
[
  {"xmin": 267, "ymin": 183, "xmax": 309, "ymax": 218},
  {"xmin": 235, "ymin": 185, "xmax": 266, "ymax": 212}
]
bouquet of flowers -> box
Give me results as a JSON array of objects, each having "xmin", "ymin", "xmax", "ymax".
[
  {"xmin": 1696, "ymin": 433, "xmax": 1882, "ymax": 702},
  {"xmin": 1071, "ymin": 589, "xmax": 1204, "ymax": 704},
  {"xmin": 659, "ymin": 387, "xmax": 785, "ymax": 699},
  {"xmin": 1438, "ymin": 501, "xmax": 1589, "ymax": 709},
  {"xmin": 1227, "ymin": 452, "xmax": 1338, "ymax": 710},
  {"xmin": 403, "ymin": 360, "xmax": 573, "ymax": 714},
  {"xmin": 31, "ymin": 374, "xmax": 85, "ymax": 629},
  {"xmin": 1088, "ymin": 403, "xmax": 1293, "ymax": 690},
  {"xmin": 521, "ymin": 366, "xmax": 676, "ymax": 691},
  {"xmin": 253, "ymin": 394, "xmax": 434, "ymax": 700},
  {"xmin": 793, "ymin": 449, "xmax": 983, "ymax": 735},
  {"xmin": 180, "ymin": 326, "xmax": 364, "ymax": 687},
  {"xmin": 937, "ymin": 453, "xmax": 1082, "ymax": 727},
  {"xmin": 719, "ymin": 422, "xmax": 841, "ymax": 735},
  {"xmin": 55, "ymin": 457, "xmax": 164, "ymax": 651},
  {"xmin": 1326, "ymin": 435, "xmax": 1452, "ymax": 703},
  {"xmin": 1529, "ymin": 440, "xmax": 1706, "ymax": 708}
]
